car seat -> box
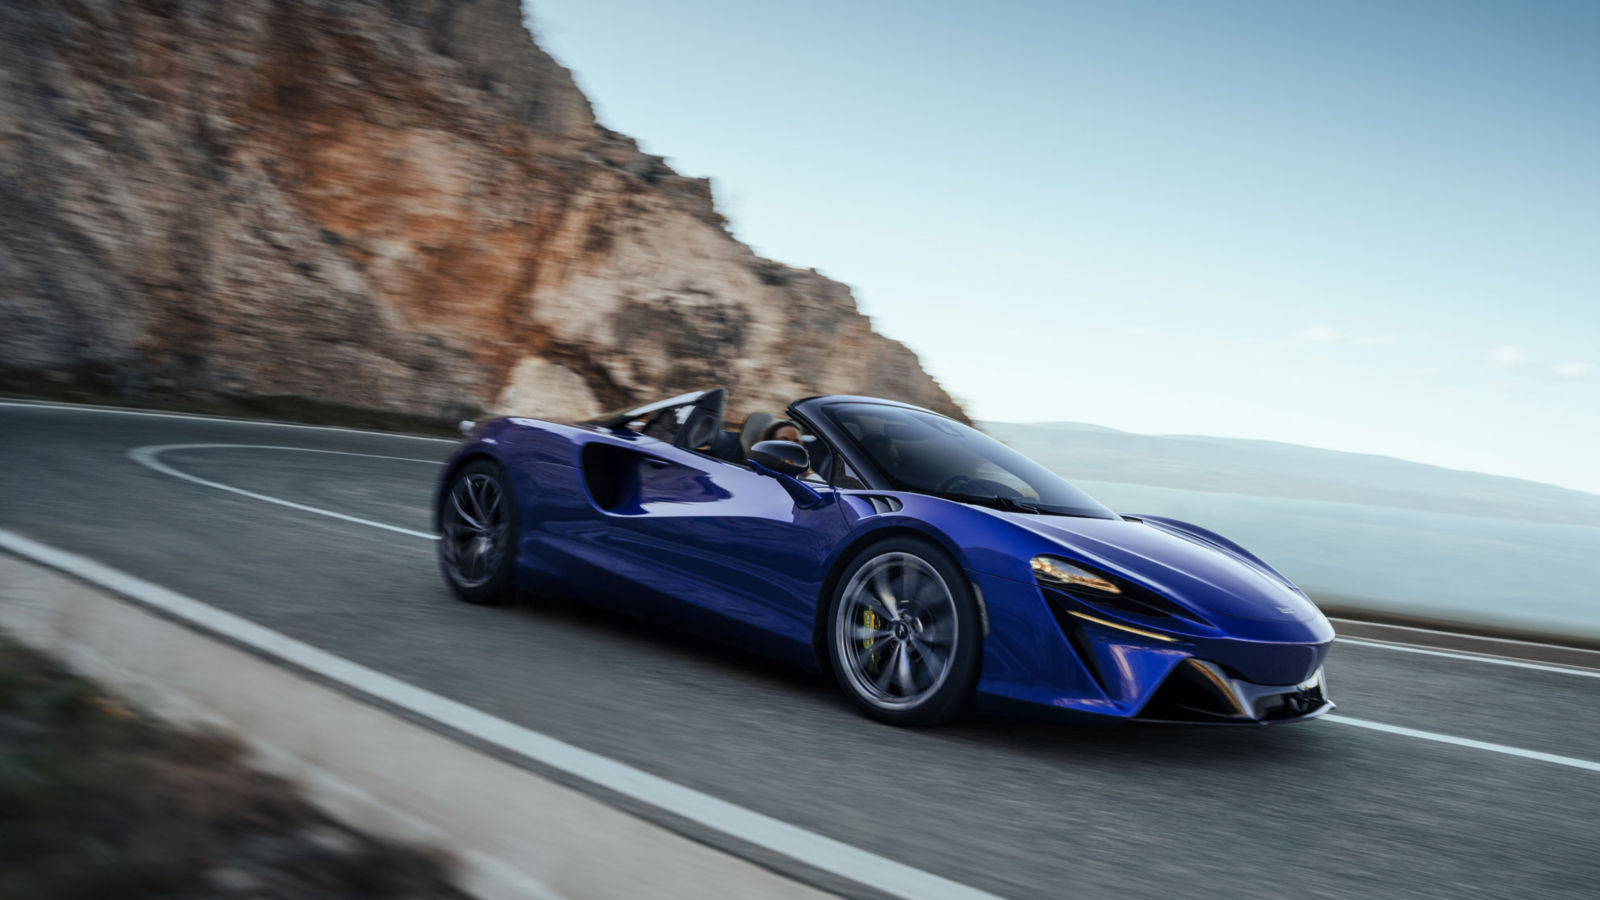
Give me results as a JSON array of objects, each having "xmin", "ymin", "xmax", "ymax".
[{"xmin": 674, "ymin": 389, "xmax": 726, "ymax": 451}]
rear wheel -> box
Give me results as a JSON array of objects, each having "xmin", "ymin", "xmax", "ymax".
[
  {"xmin": 438, "ymin": 459, "xmax": 516, "ymax": 606},
  {"xmin": 827, "ymin": 537, "xmax": 981, "ymax": 725}
]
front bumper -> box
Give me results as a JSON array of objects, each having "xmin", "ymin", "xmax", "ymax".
[{"xmin": 970, "ymin": 569, "xmax": 1335, "ymax": 724}]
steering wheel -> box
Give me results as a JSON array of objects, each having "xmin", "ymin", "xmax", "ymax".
[{"xmin": 935, "ymin": 474, "xmax": 974, "ymax": 494}]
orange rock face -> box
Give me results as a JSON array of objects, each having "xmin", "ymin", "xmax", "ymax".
[{"xmin": 0, "ymin": 0, "xmax": 965, "ymax": 425}]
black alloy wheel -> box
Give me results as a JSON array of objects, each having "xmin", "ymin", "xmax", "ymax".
[
  {"xmin": 438, "ymin": 459, "xmax": 516, "ymax": 606},
  {"xmin": 827, "ymin": 536, "xmax": 982, "ymax": 725}
]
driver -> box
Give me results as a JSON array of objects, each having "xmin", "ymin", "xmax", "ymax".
[{"xmin": 759, "ymin": 419, "xmax": 803, "ymax": 444}]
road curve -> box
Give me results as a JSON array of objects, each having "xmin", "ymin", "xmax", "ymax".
[{"xmin": 3, "ymin": 401, "xmax": 1598, "ymax": 899}]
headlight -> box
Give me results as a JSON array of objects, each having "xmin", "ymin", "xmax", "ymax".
[
  {"xmin": 1032, "ymin": 554, "xmax": 1210, "ymax": 627},
  {"xmin": 1031, "ymin": 556, "xmax": 1121, "ymax": 594}
]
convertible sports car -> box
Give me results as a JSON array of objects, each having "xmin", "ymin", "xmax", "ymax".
[{"xmin": 435, "ymin": 389, "xmax": 1334, "ymax": 726}]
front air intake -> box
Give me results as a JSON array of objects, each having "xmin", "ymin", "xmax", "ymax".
[
  {"xmin": 1139, "ymin": 659, "xmax": 1253, "ymax": 722},
  {"xmin": 1041, "ymin": 592, "xmax": 1113, "ymax": 693},
  {"xmin": 1140, "ymin": 659, "xmax": 1330, "ymax": 723}
]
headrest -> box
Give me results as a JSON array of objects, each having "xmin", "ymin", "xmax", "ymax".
[
  {"xmin": 673, "ymin": 388, "xmax": 726, "ymax": 451},
  {"xmin": 740, "ymin": 412, "xmax": 775, "ymax": 454}
]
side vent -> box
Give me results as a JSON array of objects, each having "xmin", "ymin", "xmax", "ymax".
[{"xmin": 862, "ymin": 495, "xmax": 904, "ymax": 515}]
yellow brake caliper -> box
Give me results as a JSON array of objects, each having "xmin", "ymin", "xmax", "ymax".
[{"xmin": 863, "ymin": 607, "xmax": 882, "ymax": 675}]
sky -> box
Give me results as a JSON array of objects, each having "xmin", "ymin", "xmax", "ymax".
[{"xmin": 521, "ymin": 0, "xmax": 1599, "ymax": 494}]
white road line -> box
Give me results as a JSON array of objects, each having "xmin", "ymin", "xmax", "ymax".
[
  {"xmin": 1324, "ymin": 715, "xmax": 1600, "ymax": 775},
  {"xmin": 1336, "ymin": 637, "xmax": 1600, "ymax": 678},
  {"xmin": 128, "ymin": 444, "xmax": 440, "ymax": 541},
  {"xmin": 135, "ymin": 442, "xmax": 446, "ymax": 466},
  {"xmin": 0, "ymin": 529, "xmax": 1004, "ymax": 900},
  {"xmin": 0, "ymin": 399, "xmax": 457, "ymax": 443},
  {"xmin": 1330, "ymin": 616, "xmax": 1599, "ymax": 651}
]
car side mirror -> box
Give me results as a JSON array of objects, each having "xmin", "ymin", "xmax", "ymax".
[{"xmin": 747, "ymin": 440, "xmax": 809, "ymax": 477}]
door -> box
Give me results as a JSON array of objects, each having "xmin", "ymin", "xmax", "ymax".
[{"xmin": 605, "ymin": 441, "xmax": 852, "ymax": 663}]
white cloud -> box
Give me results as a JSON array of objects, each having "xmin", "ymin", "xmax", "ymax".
[
  {"xmin": 1489, "ymin": 345, "xmax": 1528, "ymax": 367},
  {"xmin": 1486, "ymin": 349, "xmax": 1592, "ymax": 380},
  {"xmin": 1298, "ymin": 325, "xmax": 1339, "ymax": 344}
]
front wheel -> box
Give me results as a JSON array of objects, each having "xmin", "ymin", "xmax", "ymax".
[
  {"xmin": 827, "ymin": 537, "xmax": 981, "ymax": 725},
  {"xmin": 438, "ymin": 459, "xmax": 517, "ymax": 606}
]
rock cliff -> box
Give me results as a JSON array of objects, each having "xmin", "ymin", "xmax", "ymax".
[{"xmin": 0, "ymin": 0, "xmax": 964, "ymax": 425}]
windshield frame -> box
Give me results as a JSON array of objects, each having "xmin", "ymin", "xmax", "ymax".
[{"xmin": 795, "ymin": 398, "xmax": 1118, "ymax": 519}]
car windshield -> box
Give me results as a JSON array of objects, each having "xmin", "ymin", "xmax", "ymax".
[{"xmin": 821, "ymin": 402, "xmax": 1117, "ymax": 518}]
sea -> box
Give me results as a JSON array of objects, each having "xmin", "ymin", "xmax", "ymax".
[{"xmin": 1075, "ymin": 479, "xmax": 1600, "ymax": 643}]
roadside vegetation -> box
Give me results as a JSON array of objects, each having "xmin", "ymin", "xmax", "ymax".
[{"xmin": 0, "ymin": 634, "xmax": 465, "ymax": 899}]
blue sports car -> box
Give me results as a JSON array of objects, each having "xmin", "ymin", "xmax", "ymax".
[{"xmin": 435, "ymin": 389, "xmax": 1334, "ymax": 726}]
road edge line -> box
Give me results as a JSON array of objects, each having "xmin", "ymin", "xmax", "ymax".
[
  {"xmin": 1335, "ymin": 637, "xmax": 1600, "ymax": 678},
  {"xmin": 127, "ymin": 444, "xmax": 441, "ymax": 541}
]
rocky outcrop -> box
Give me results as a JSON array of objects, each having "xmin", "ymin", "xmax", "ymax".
[{"xmin": 0, "ymin": 0, "xmax": 964, "ymax": 425}]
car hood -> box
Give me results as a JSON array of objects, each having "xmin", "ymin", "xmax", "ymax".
[{"xmin": 994, "ymin": 511, "xmax": 1321, "ymax": 624}]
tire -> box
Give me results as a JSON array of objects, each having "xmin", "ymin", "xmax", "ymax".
[
  {"xmin": 826, "ymin": 536, "xmax": 981, "ymax": 725},
  {"xmin": 437, "ymin": 458, "xmax": 517, "ymax": 606}
]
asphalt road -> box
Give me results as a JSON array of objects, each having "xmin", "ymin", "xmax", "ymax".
[{"xmin": 3, "ymin": 401, "xmax": 1598, "ymax": 899}]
